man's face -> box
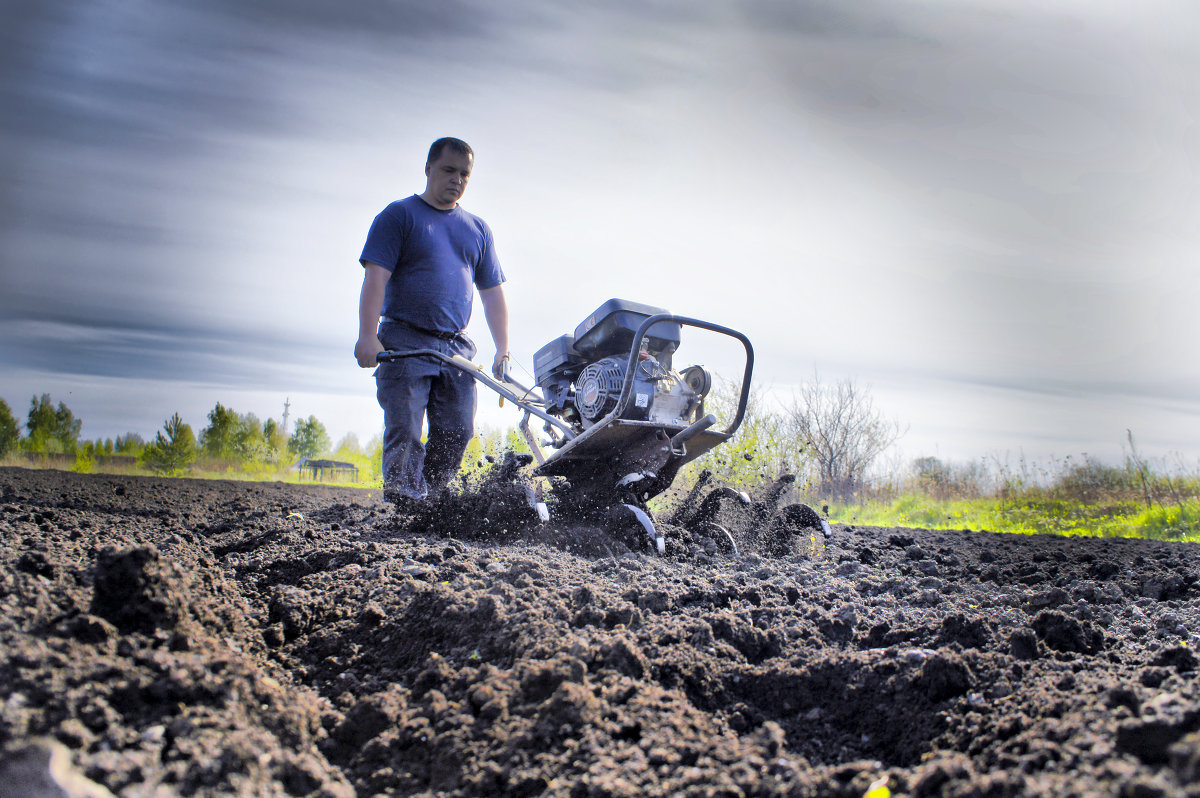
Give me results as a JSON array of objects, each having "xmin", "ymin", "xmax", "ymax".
[{"xmin": 423, "ymin": 149, "xmax": 473, "ymax": 209}]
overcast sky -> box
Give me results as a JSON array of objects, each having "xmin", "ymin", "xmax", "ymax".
[{"xmin": 1, "ymin": 0, "xmax": 1197, "ymax": 467}]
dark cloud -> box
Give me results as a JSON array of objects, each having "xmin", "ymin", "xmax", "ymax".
[
  {"xmin": 1, "ymin": 1, "xmax": 1194, "ymax": 457},
  {"xmin": 735, "ymin": 0, "xmax": 918, "ymax": 40},
  {"xmin": 0, "ymin": 1, "xmax": 516, "ymax": 160},
  {"xmin": 0, "ymin": 317, "xmax": 341, "ymax": 392},
  {"xmin": 203, "ymin": 0, "xmax": 498, "ymax": 38}
]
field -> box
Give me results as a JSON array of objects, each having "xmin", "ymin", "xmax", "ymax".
[{"xmin": 2, "ymin": 466, "xmax": 1199, "ymax": 797}]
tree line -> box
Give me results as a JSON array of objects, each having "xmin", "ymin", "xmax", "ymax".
[
  {"xmin": 3, "ymin": 372, "xmax": 912, "ymax": 496},
  {"xmin": 0, "ymin": 394, "xmax": 340, "ymax": 477}
]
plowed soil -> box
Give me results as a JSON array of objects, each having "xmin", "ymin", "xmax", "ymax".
[{"xmin": 2, "ymin": 466, "xmax": 1199, "ymax": 797}]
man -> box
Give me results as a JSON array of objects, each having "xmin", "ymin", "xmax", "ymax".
[{"xmin": 355, "ymin": 137, "xmax": 509, "ymax": 505}]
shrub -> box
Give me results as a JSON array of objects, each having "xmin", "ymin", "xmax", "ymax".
[
  {"xmin": 1052, "ymin": 456, "xmax": 1134, "ymax": 504},
  {"xmin": 787, "ymin": 372, "xmax": 904, "ymax": 501},
  {"xmin": 140, "ymin": 414, "xmax": 198, "ymax": 476},
  {"xmin": 73, "ymin": 443, "xmax": 96, "ymax": 474}
]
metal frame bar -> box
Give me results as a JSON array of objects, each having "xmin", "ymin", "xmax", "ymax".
[
  {"xmin": 604, "ymin": 314, "xmax": 754, "ymax": 437},
  {"xmin": 375, "ymin": 350, "xmax": 577, "ymax": 440},
  {"xmin": 529, "ymin": 314, "xmax": 754, "ymax": 472}
]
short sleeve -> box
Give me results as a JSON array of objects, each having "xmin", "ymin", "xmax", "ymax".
[
  {"xmin": 359, "ymin": 206, "xmax": 404, "ymax": 272},
  {"xmin": 473, "ymin": 222, "xmax": 506, "ymax": 289}
]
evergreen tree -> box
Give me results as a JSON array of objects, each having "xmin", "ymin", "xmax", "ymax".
[
  {"xmin": 140, "ymin": 413, "xmax": 198, "ymax": 475},
  {"xmin": 114, "ymin": 433, "xmax": 145, "ymax": 454}
]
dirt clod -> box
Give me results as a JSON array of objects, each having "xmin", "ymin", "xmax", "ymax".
[{"xmin": 2, "ymin": 467, "xmax": 1199, "ymax": 796}]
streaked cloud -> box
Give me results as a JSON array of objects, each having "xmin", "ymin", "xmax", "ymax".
[{"xmin": 1, "ymin": 0, "xmax": 1195, "ymax": 462}]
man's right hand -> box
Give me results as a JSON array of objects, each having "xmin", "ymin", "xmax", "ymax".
[{"xmin": 355, "ymin": 335, "xmax": 385, "ymax": 368}]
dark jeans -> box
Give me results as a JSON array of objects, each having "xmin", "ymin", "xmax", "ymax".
[{"xmin": 374, "ymin": 321, "xmax": 477, "ymax": 500}]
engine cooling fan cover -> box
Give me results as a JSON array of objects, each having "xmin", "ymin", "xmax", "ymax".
[{"xmin": 575, "ymin": 356, "xmax": 626, "ymax": 421}]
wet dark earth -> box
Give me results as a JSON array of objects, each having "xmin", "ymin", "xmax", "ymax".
[{"xmin": 2, "ymin": 466, "xmax": 1199, "ymax": 797}]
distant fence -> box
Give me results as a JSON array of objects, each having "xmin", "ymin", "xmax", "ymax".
[
  {"xmin": 12, "ymin": 452, "xmax": 366, "ymax": 483},
  {"xmin": 297, "ymin": 458, "xmax": 359, "ymax": 482},
  {"xmin": 19, "ymin": 453, "xmax": 138, "ymax": 468}
]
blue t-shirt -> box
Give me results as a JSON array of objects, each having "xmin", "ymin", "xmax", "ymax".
[{"xmin": 359, "ymin": 195, "xmax": 505, "ymax": 332}]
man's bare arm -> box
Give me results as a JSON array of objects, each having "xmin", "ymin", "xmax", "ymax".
[
  {"xmin": 355, "ymin": 263, "xmax": 390, "ymax": 367},
  {"xmin": 479, "ymin": 284, "xmax": 510, "ymax": 379}
]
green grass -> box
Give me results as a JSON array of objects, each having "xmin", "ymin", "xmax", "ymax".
[
  {"xmin": 828, "ymin": 493, "xmax": 1200, "ymax": 542},
  {"xmin": 1, "ymin": 453, "xmax": 383, "ymax": 491},
  {"xmin": 8, "ymin": 450, "xmax": 1199, "ymax": 543}
]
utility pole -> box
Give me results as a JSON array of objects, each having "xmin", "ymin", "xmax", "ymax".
[{"xmin": 282, "ymin": 398, "xmax": 291, "ymax": 437}]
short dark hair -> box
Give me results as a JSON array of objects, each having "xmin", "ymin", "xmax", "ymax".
[{"xmin": 427, "ymin": 137, "xmax": 473, "ymax": 165}]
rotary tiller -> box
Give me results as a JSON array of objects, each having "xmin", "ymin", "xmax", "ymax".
[{"xmin": 378, "ymin": 298, "xmax": 830, "ymax": 556}]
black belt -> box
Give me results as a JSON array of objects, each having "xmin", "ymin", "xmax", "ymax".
[{"xmin": 381, "ymin": 317, "xmax": 466, "ymax": 342}]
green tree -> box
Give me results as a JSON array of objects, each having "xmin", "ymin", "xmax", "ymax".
[
  {"xmin": 199, "ymin": 403, "xmax": 239, "ymax": 458},
  {"xmin": 25, "ymin": 394, "xmax": 56, "ymax": 452},
  {"xmin": 232, "ymin": 412, "xmax": 269, "ymax": 463},
  {"xmin": 365, "ymin": 432, "xmax": 384, "ymax": 484},
  {"xmin": 25, "ymin": 394, "xmax": 81, "ymax": 453},
  {"xmin": 55, "ymin": 402, "xmax": 82, "ymax": 451},
  {"xmin": 320, "ymin": 432, "xmax": 373, "ymax": 485},
  {"xmin": 0, "ymin": 398, "xmax": 20, "ymax": 456},
  {"xmin": 288, "ymin": 416, "xmax": 330, "ymax": 460},
  {"xmin": 263, "ymin": 418, "xmax": 287, "ymax": 464},
  {"xmin": 26, "ymin": 395, "xmax": 56, "ymax": 452},
  {"xmin": 140, "ymin": 413, "xmax": 198, "ymax": 476},
  {"xmin": 114, "ymin": 433, "xmax": 145, "ymax": 455}
]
